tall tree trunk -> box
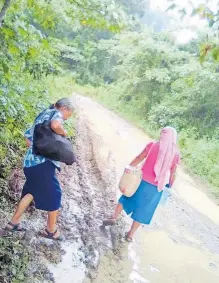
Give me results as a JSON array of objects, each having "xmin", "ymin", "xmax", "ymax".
[{"xmin": 0, "ymin": 0, "xmax": 11, "ymax": 27}]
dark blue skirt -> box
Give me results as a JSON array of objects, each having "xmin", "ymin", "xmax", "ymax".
[
  {"xmin": 22, "ymin": 161, "xmax": 62, "ymax": 211},
  {"xmin": 119, "ymin": 180, "xmax": 163, "ymax": 224}
]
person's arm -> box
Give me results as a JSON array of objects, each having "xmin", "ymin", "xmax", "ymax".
[
  {"xmin": 169, "ymin": 165, "xmax": 177, "ymax": 188},
  {"xmin": 129, "ymin": 149, "xmax": 147, "ymax": 167},
  {"xmin": 51, "ymin": 120, "xmax": 67, "ymax": 136},
  {"xmin": 169, "ymin": 153, "xmax": 180, "ymax": 188},
  {"xmin": 25, "ymin": 138, "xmax": 31, "ymax": 147},
  {"xmin": 125, "ymin": 142, "xmax": 153, "ymax": 172}
]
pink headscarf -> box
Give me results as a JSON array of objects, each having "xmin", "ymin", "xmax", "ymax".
[{"xmin": 154, "ymin": 127, "xmax": 177, "ymax": 192}]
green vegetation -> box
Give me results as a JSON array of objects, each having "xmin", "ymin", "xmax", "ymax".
[
  {"xmin": 167, "ymin": 0, "xmax": 219, "ymax": 63},
  {"xmin": 0, "ymin": 0, "xmax": 127, "ymax": 192},
  {"xmin": 1, "ymin": 0, "xmax": 219, "ymax": 280},
  {"xmin": 66, "ymin": 27, "xmax": 219, "ymax": 196},
  {"xmin": 0, "ymin": 238, "xmax": 29, "ymax": 283}
]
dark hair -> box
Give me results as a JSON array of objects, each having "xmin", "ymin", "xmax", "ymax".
[
  {"xmin": 55, "ymin": 98, "xmax": 74, "ymax": 111},
  {"xmin": 49, "ymin": 104, "xmax": 55, "ymax": 109}
]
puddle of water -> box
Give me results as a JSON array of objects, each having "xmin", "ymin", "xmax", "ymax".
[
  {"xmin": 128, "ymin": 243, "xmax": 149, "ymax": 283},
  {"xmin": 174, "ymin": 172, "xmax": 219, "ymax": 225},
  {"xmin": 48, "ymin": 242, "xmax": 86, "ymax": 283},
  {"xmin": 129, "ymin": 270, "xmax": 149, "ymax": 283},
  {"xmin": 135, "ymin": 230, "xmax": 219, "ymax": 283},
  {"xmin": 90, "ymin": 229, "xmax": 219, "ymax": 283}
]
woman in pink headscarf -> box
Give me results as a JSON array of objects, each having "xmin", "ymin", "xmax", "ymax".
[{"xmin": 103, "ymin": 127, "xmax": 180, "ymax": 241}]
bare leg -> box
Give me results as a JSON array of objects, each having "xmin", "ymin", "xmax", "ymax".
[
  {"xmin": 5, "ymin": 194, "xmax": 33, "ymax": 230},
  {"xmin": 127, "ymin": 220, "xmax": 141, "ymax": 239},
  {"xmin": 10, "ymin": 194, "xmax": 33, "ymax": 224},
  {"xmin": 112, "ymin": 203, "xmax": 123, "ymax": 219},
  {"xmin": 46, "ymin": 210, "xmax": 60, "ymax": 238}
]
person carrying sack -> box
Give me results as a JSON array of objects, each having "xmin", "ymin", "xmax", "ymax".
[
  {"xmin": 103, "ymin": 127, "xmax": 180, "ymax": 242},
  {"xmin": 4, "ymin": 98, "xmax": 76, "ymax": 241}
]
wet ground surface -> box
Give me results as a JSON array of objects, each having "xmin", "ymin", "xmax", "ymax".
[
  {"xmin": 74, "ymin": 96, "xmax": 219, "ymax": 283},
  {"xmin": 1, "ymin": 95, "xmax": 219, "ymax": 283}
]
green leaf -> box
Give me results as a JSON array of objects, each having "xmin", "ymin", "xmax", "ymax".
[
  {"xmin": 199, "ymin": 43, "xmax": 211, "ymax": 63},
  {"xmin": 27, "ymin": 0, "xmax": 34, "ymax": 7},
  {"xmin": 2, "ymin": 28, "xmax": 15, "ymax": 38},
  {"xmin": 8, "ymin": 45, "xmax": 20, "ymax": 55},
  {"xmin": 27, "ymin": 47, "xmax": 38, "ymax": 57},
  {"xmin": 209, "ymin": 19, "xmax": 215, "ymax": 27},
  {"xmin": 2, "ymin": 63, "xmax": 9, "ymax": 73},
  {"xmin": 18, "ymin": 274, "xmax": 25, "ymax": 280},
  {"xmin": 42, "ymin": 39, "xmax": 50, "ymax": 50},
  {"xmin": 165, "ymin": 4, "xmax": 177, "ymax": 12},
  {"xmin": 211, "ymin": 47, "xmax": 219, "ymax": 61},
  {"xmin": 18, "ymin": 27, "xmax": 29, "ymax": 37}
]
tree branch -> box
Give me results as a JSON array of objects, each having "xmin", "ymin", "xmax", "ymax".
[
  {"xmin": 71, "ymin": 0, "xmax": 101, "ymax": 12},
  {"xmin": 0, "ymin": 0, "xmax": 11, "ymax": 27}
]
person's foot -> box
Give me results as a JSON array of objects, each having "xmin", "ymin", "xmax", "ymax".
[
  {"xmin": 102, "ymin": 218, "xmax": 116, "ymax": 226},
  {"xmin": 125, "ymin": 232, "xmax": 133, "ymax": 242},
  {"xmin": 39, "ymin": 229, "xmax": 64, "ymax": 241},
  {"xmin": 4, "ymin": 222, "xmax": 26, "ymax": 232}
]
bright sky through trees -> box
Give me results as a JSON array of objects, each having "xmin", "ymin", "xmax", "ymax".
[{"xmin": 149, "ymin": 0, "xmax": 217, "ymax": 43}]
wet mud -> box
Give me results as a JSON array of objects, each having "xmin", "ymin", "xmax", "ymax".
[{"xmin": 1, "ymin": 95, "xmax": 219, "ymax": 283}]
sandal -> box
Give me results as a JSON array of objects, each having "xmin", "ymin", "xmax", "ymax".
[
  {"xmin": 4, "ymin": 222, "xmax": 26, "ymax": 232},
  {"xmin": 125, "ymin": 233, "xmax": 133, "ymax": 242},
  {"xmin": 102, "ymin": 218, "xmax": 116, "ymax": 226},
  {"xmin": 39, "ymin": 229, "xmax": 64, "ymax": 241}
]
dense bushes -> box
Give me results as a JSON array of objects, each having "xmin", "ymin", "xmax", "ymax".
[{"xmin": 0, "ymin": 238, "xmax": 29, "ymax": 283}]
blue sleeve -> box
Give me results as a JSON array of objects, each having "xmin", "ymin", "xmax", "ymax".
[
  {"xmin": 24, "ymin": 128, "xmax": 33, "ymax": 141},
  {"xmin": 51, "ymin": 111, "xmax": 63, "ymax": 123}
]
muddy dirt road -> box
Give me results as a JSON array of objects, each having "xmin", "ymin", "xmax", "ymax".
[
  {"xmin": 72, "ymin": 95, "xmax": 219, "ymax": 283},
  {"xmin": 2, "ymin": 95, "xmax": 219, "ymax": 283}
]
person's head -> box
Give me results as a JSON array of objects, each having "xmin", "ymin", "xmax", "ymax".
[
  {"xmin": 159, "ymin": 126, "xmax": 177, "ymax": 145},
  {"xmin": 54, "ymin": 98, "xmax": 74, "ymax": 120}
]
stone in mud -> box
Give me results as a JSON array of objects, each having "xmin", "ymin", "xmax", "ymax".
[
  {"xmin": 26, "ymin": 262, "xmax": 55, "ymax": 283},
  {"xmin": 149, "ymin": 264, "xmax": 160, "ymax": 273},
  {"xmin": 8, "ymin": 168, "xmax": 25, "ymax": 201},
  {"xmin": 209, "ymin": 262, "xmax": 218, "ymax": 271},
  {"xmin": 23, "ymin": 230, "xmax": 36, "ymax": 244},
  {"xmin": 36, "ymin": 238, "xmax": 63, "ymax": 264},
  {"xmin": 43, "ymin": 271, "xmax": 55, "ymax": 282},
  {"xmin": 86, "ymin": 269, "xmax": 97, "ymax": 281},
  {"xmin": 0, "ymin": 229, "xmax": 25, "ymax": 240},
  {"xmin": 0, "ymin": 228, "xmax": 8, "ymax": 237}
]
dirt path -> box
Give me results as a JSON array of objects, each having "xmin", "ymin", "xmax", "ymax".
[
  {"xmin": 73, "ymin": 96, "xmax": 219, "ymax": 283},
  {"xmin": 2, "ymin": 95, "xmax": 219, "ymax": 283}
]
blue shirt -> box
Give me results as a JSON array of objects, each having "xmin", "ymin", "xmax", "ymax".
[{"xmin": 23, "ymin": 108, "xmax": 63, "ymax": 168}]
